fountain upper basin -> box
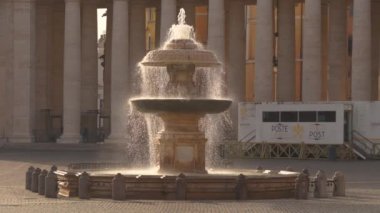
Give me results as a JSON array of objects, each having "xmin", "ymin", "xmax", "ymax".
[
  {"xmin": 131, "ymin": 98, "xmax": 232, "ymax": 114},
  {"xmin": 141, "ymin": 49, "xmax": 221, "ymax": 67},
  {"xmin": 141, "ymin": 39, "xmax": 221, "ymax": 67}
]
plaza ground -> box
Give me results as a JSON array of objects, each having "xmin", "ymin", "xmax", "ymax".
[{"xmin": 0, "ymin": 148, "xmax": 379, "ymax": 213}]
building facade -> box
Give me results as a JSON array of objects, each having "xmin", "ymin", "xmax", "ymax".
[{"xmin": 0, "ymin": 0, "xmax": 379, "ymax": 143}]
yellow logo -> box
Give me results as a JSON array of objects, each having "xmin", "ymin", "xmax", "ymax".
[
  {"xmin": 240, "ymin": 107, "xmax": 247, "ymax": 118},
  {"xmin": 292, "ymin": 124, "xmax": 304, "ymax": 138}
]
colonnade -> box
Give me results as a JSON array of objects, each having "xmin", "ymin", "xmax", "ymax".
[{"xmin": 0, "ymin": 0, "xmax": 379, "ymax": 143}]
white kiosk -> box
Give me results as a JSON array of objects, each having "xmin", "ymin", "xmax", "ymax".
[{"xmin": 237, "ymin": 102, "xmax": 356, "ymax": 159}]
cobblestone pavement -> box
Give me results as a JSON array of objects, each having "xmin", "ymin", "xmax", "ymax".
[{"xmin": 0, "ymin": 150, "xmax": 379, "ymax": 213}]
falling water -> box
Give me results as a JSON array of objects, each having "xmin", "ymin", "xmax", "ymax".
[{"xmin": 128, "ymin": 8, "xmax": 231, "ymax": 168}]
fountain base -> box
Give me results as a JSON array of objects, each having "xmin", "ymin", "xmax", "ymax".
[{"xmin": 55, "ymin": 166, "xmax": 299, "ymax": 200}]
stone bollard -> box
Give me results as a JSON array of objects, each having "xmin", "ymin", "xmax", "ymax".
[
  {"xmin": 235, "ymin": 174, "xmax": 248, "ymax": 200},
  {"xmin": 78, "ymin": 172, "xmax": 90, "ymax": 199},
  {"xmin": 302, "ymin": 169, "xmax": 310, "ymax": 192},
  {"xmin": 295, "ymin": 172, "xmax": 309, "ymax": 199},
  {"xmin": 333, "ymin": 171, "xmax": 345, "ymax": 196},
  {"xmin": 314, "ymin": 170, "xmax": 328, "ymax": 198},
  {"xmin": 25, "ymin": 166, "xmax": 35, "ymax": 190},
  {"xmin": 45, "ymin": 171, "xmax": 58, "ymax": 198},
  {"xmin": 112, "ymin": 173, "xmax": 126, "ymax": 200},
  {"xmin": 50, "ymin": 165, "xmax": 57, "ymax": 172},
  {"xmin": 38, "ymin": 170, "xmax": 48, "ymax": 195},
  {"xmin": 302, "ymin": 169, "xmax": 309, "ymax": 176},
  {"xmin": 31, "ymin": 168, "xmax": 41, "ymax": 193},
  {"xmin": 176, "ymin": 173, "xmax": 187, "ymax": 200}
]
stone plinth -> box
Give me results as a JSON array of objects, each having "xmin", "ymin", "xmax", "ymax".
[
  {"xmin": 157, "ymin": 113, "xmax": 206, "ymax": 174},
  {"xmin": 158, "ymin": 132, "xmax": 206, "ymax": 174}
]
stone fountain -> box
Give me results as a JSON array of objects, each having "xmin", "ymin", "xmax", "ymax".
[
  {"xmin": 131, "ymin": 9, "xmax": 231, "ymax": 174},
  {"xmin": 46, "ymin": 9, "xmax": 301, "ymax": 200}
]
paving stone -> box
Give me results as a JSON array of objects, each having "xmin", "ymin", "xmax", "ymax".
[{"xmin": 0, "ymin": 151, "xmax": 379, "ymax": 212}]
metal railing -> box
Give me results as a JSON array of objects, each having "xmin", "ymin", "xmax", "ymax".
[
  {"xmin": 239, "ymin": 129, "xmax": 256, "ymax": 153},
  {"xmin": 352, "ymin": 130, "xmax": 380, "ymax": 159},
  {"xmin": 239, "ymin": 129, "xmax": 256, "ymax": 143}
]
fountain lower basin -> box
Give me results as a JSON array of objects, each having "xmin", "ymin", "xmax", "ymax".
[{"xmin": 55, "ymin": 165, "xmax": 299, "ymax": 200}]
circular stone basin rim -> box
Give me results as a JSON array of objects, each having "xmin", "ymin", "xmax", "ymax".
[{"xmin": 131, "ymin": 98, "xmax": 232, "ymax": 114}]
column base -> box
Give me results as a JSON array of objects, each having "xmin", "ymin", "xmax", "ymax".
[
  {"xmin": 57, "ymin": 135, "xmax": 81, "ymax": 144},
  {"xmin": 9, "ymin": 136, "xmax": 33, "ymax": 143}
]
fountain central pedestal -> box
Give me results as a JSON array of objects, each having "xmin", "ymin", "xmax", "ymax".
[{"xmin": 157, "ymin": 112, "xmax": 206, "ymax": 173}]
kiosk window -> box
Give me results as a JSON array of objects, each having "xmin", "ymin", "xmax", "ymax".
[
  {"xmin": 263, "ymin": 112, "xmax": 279, "ymax": 122},
  {"xmin": 318, "ymin": 111, "xmax": 336, "ymax": 122},
  {"xmin": 299, "ymin": 111, "xmax": 316, "ymax": 122},
  {"xmin": 281, "ymin": 111, "xmax": 298, "ymax": 122}
]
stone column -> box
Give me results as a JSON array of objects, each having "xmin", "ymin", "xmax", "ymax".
[
  {"xmin": 103, "ymin": 4, "xmax": 113, "ymax": 138},
  {"xmin": 11, "ymin": 0, "xmax": 36, "ymax": 143},
  {"xmin": 254, "ymin": 0, "xmax": 273, "ymax": 102},
  {"xmin": 106, "ymin": 0, "xmax": 129, "ymax": 143},
  {"xmin": 50, "ymin": 2, "xmax": 65, "ymax": 140},
  {"xmin": 328, "ymin": 0, "xmax": 347, "ymax": 101},
  {"xmin": 352, "ymin": 0, "xmax": 371, "ymax": 100},
  {"xmin": 0, "ymin": 1, "xmax": 14, "ymax": 138},
  {"xmin": 156, "ymin": 5, "xmax": 162, "ymax": 48},
  {"xmin": 180, "ymin": 0, "xmax": 195, "ymax": 26},
  {"xmin": 277, "ymin": 0, "xmax": 295, "ymax": 101},
  {"xmin": 371, "ymin": 2, "xmax": 380, "ymax": 101},
  {"xmin": 35, "ymin": 0, "xmax": 53, "ymax": 142},
  {"xmin": 58, "ymin": 0, "xmax": 81, "ymax": 143},
  {"xmin": 208, "ymin": 0, "xmax": 225, "ymax": 63},
  {"xmin": 160, "ymin": 0, "xmax": 177, "ymax": 45},
  {"xmin": 227, "ymin": 0, "xmax": 245, "ymax": 137},
  {"xmin": 81, "ymin": 0, "xmax": 99, "ymax": 142},
  {"xmin": 302, "ymin": 0, "xmax": 322, "ymax": 101},
  {"xmin": 35, "ymin": 1, "xmax": 52, "ymax": 111},
  {"xmin": 129, "ymin": 1, "xmax": 146, "ymax": 95},
  {"xmin": 321, "ymin": 2, "xmax": 328, "ymax": 101}
]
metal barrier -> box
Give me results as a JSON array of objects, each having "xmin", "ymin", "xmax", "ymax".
[
  {"xmin": 223, "ymin": 141, "xmax": 357, "ymax": 160},
  {"xmin": 352, "ymin": 130, "xmax": 380, "ymax": 159}
]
